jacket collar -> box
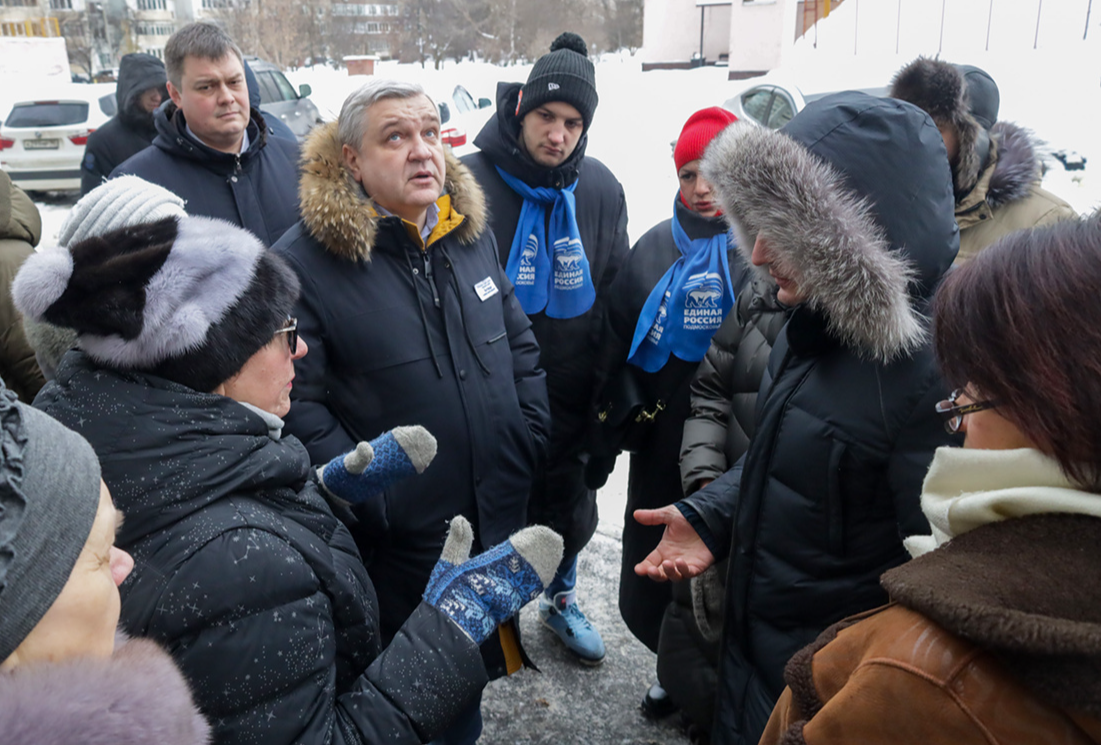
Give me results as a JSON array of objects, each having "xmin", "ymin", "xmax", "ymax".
[
  {"xmin": 298, "ymin": 121, "xmax": 488, "ymax": 263},
  {"xmin": 154, "ymin": 103, "xmax": 267, "ymax": 165},
  {"xmin": 956, "ymin": 120, "xmax": 1043, "ymax": 227}
]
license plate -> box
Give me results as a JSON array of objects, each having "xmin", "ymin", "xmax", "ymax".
[{"xmin": 23, "ymin": 139, "xmax": 60, "ymax": 150}]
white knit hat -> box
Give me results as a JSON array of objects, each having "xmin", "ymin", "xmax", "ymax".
[{"xmin": 58, "ymin": 175, "xmax": 186, "ymax": 247}]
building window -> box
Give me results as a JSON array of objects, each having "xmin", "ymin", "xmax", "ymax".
[
  {"xmin": 2, "ymin": 0, "xmax": 40, "ymax": 7},
  {"xmin": 49, "ymin": 0, "xmax": 73, "ymax": 9},
  {"xmin": 331, "ymin": 3, "xmax": 397, "ymax": 18},
  {"xmin": 137, "ymin": 0, "xmax": 167, "ymax": 10}
]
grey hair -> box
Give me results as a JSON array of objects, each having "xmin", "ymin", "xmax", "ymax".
[
  {"xmin": 165, "ymin": 22, "xmax": 243, "ymax": 89},
  {"xmin": 337, "ymin": 79, "xmax": 440, "ymax": 151}
]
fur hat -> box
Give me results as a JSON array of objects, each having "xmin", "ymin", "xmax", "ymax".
[
  {"xmin": 889, "ymin": 56, "xmax": 997, "ymax": 196},
  {"xmin": 515, "ymin": 32, "xmax": 598, "ymax": 131},
  {"xmin": 12, "ymin": 211, "xmax": 299, "ymax": 394},
  {"xmin": 0, "ymin": 382, "xmax": 102, "ymax": 663}
]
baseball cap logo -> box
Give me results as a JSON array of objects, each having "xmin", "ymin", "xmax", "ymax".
[
  {"xmin": 515, "ymin": 88, "xmax": 523, "ymax": 116},
  {"xmin": 548, "ymin": 82, "xmax": 561, "ymax": 91}
]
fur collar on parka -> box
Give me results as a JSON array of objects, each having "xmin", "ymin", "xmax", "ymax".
[
  {"xmin": 298, "ymin": 121, "xmax": 488, "ymax": 263},
  {"xmin": 969, "ymin": 120, "xmax": 1045, "ymax": 210},
  {"xmin": 701, "ymin": 92, "xmax": 958, "ymax": 363},
  {"xmin": 0, "ymin": 634, "xmax": 210, "ymax": 745}
]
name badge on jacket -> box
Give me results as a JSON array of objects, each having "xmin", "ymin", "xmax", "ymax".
[{"xmin": 474, "ymin": 277, "xmax": 499, "ymax": 302}]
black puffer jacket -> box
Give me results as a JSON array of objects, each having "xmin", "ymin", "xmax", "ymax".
[
  {"xmin": 34, "ymin": 351, "xmax": 489, "ymax": 745},
  {"xmin": 80, "ymin": 53, "xmax": 166, "ymax": 195},
  {"xmin": 111, "ymin": 102, "xmax": 301, "ymax": 245},
  {"xmin": 684, "ymin": 93, "xmax": 960, "ymax": 745},
  {"xmin": 273, "ymin": 123, "xmax": 548, "ymax": 641},
  {"xmin": 461, "ymin": 82, "xmax": 629, "ymax": 555},
  {"xmin": 594, "ymin": 196, "xmax": 746, "ymax": 651}
]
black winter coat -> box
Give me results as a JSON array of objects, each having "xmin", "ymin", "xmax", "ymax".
[
  {"xmin": 684, "ymin": 93, "xmax": 960, "ymax": 745},
  {"xmin": 34, "ymin": 351, "xmax": 489, "ymax": 745},
  {"xmin": 594, "ymin": 196, "xmax": 746, "ymax": 651},
  {"xmin": 273, "ymin": 123, "xmax": 549, "ymax": 641},
  {"xmin": 111, "ymin": 104, "xmax": 301, "ymax": 245},
  {"xmin": 461, "ymin": 82, "xmax": 629, "ymax": 555}
]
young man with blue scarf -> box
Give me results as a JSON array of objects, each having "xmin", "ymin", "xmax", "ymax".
[{"xmin": 461, "ymin": 31, "xmax": 630, "ymax": 665}]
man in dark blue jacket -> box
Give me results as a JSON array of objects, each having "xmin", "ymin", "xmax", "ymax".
[
  {"xmin": 272, "ymin": 78, "xmax": 549, "ymax": 745},
  {"xmin": 460, "ymin": 31, "xmax": 629, "ymax": 666},
  {"xmin": 110, "ymin": 22, "xmax": 300, "ymax": 245}
]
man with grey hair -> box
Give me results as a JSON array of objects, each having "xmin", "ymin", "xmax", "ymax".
[
  {"xmin": 111, "ymin": 21, "xmax": 301, "ymax": 245},
  {"xmin": 272, "ymin": 78, "xmax": 550, "ymax": 745}
]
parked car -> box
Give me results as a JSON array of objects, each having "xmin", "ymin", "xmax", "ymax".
[
  {"xmin": 0, "ymin": 83, "xmax": 116, "ymax": 192},
  {"xmin": 245, "ymin": 57, "xmax": 323, "ymax": 139},
  {"xmin": 427, "ymin": 83, "xmax": 493, "ymax": 155},
  {"xmin": 721, "ymin": 72, "xmax": 889, "ymax": 129}
]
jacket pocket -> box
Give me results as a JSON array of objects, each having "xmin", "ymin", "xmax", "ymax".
[{"xmin": 825, "ymin": 438, "xmax": 847, "ymax": 556}]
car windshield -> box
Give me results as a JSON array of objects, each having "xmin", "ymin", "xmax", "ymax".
[
  {"xmin": 269, "ymin": 72, "xmax": 299, "ymax": 101},
  {"xmin": 5, "ymin": 102, "xmax": 89, "ymax": 127}
]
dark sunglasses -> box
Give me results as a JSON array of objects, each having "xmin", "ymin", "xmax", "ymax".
[
  {"xmin": 934, "ymin": 388, "xmax": 998, "ymax": 435},
  {"xmin": 274, "ymin": 316, "xmax": 298, "ymax": 355}
]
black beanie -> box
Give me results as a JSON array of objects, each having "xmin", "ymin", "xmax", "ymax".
[
  {"xmin": 13, "ymin": 212, "xmax": 299, "ymax": 394},
  {"xmin": 515, "ymin": 32, "xmax": 598, "ymax": 131}
]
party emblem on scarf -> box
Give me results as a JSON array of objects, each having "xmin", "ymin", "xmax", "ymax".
[
  {"xmin": 553, "ymin": 237, "xmax": 587, "ymax": 290},
  {"xmin": 515, "ymin": 234, "xmax": 540, "ymax": 286},
  {"xmin": 683, "ymin": 272, "xmax": 725, "ymax": 330}
]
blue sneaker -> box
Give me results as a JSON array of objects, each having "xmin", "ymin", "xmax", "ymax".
[{"xmin": 538, "ymin": 589, "xmax": 605, "ymax": 665}]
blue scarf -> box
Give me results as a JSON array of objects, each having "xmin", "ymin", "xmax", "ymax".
[
  {"xmin": 495, "ymin": 165, "xmax": 595, "ymax": 318},
  {"xmin": 627, "ymin": 203, "xmax": 734, "ymax": 373}
]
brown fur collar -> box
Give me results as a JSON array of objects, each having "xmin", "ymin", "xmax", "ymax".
[
  {"xmin": 298, "ymin": 121, "xmax": 488, "ymax": 262},
  {"xmin": 882, "ymin": 513, "xmax": 1100, "ymax": 714}
]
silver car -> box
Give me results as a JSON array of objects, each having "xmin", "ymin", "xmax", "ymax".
[{"xmin": 245, "ymin": 57, "xmax": 323, "ymax": 139}]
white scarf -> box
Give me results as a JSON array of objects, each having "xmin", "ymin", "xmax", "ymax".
[
  {"xmin": 236, "ymin": 401, "xmax": 285, "ymax": 441},
  {"xmin": 903, "ymin": 447, "xmax": 1100, "ymax": 558}
]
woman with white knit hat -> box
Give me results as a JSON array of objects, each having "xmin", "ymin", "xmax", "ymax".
[{"xmin": 13, "ymin": 177, "xmax": 564, "ymax": 744}]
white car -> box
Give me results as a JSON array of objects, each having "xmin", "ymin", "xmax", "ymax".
[
  {"xmin": 428, "ymin": 84, "xmax": 494, "ymax": 156},
  {"xmin": 1, "ymin": 83, "xmax": 116, "ymax": 192},
  {"xmin": 721, "ymin": 72, "xmax": 889, "ymax": 129}
]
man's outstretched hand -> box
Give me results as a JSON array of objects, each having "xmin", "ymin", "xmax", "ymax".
[{"xmin": 633, "ymin": 505, "xmax": 714, "ymax": 582}]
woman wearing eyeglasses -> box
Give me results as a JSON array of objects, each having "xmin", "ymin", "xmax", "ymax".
[
  {"xmin": 12, "ymin": 178, "xmax": 563, "ymax": 745},
  {"xmin": 759, "ymin": 215, "xmax": 1100, "ymax": 744}
]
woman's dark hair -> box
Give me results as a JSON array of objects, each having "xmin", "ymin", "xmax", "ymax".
[{"xmin": 933, "ymin": 212, "xmax": 1100, "ymax": 492}]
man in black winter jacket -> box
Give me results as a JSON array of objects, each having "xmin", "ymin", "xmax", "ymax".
[
  {"xmin": 460, "ymin": 31, "xmax": 629, "ymax": 666},
  {"xmin": 634, "ymin": 93, "xmax": 960, "ymax": 745},
  {"xmin": 110, "ymin": 22, "xmax": 300, "ymax": 245},
  {"xmin": 80, "ymin": 53, "xmax": 167, "ymax": 196}
]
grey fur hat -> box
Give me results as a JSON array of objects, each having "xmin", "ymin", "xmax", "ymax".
[
  {"xmin": 12, "ymin": 213, "xmax": 299, "ymax": 393},
  {"xmin": 889, "ymin": 56, "xmax": 998, "ymax": 196},
  {"xmin": 0, "ymin": 382, "xmax": 102, "ymax": 664}
]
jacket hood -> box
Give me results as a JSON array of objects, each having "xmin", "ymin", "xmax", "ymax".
[
  {"xmin": 298, "ymin": 120, "xmax": 488, "ymax": 262},
  {"xmin": 883, "ymin": 513, "xmax": 1099, "ymax": 715},
  {"xmin": 0, "ymin": 171, "xmax": 41, "ymax": 246},
  {"xmin": 115, "ymin": 53, "xmax": 167, "ymax": 129},
  {"xmin": 153, "ymin": 103, "xmax": 267, "ymax": 165},
  {"xmin": 0, "ymin": 634, "xmax": 210, "ymax": 745},
  {"xmin": 472, "ymin": 81, "xmax": 588, "ymax": 189},
  {"xmin": 702, "ymin": 92, "xmax": 958, "ymax": 361},
  {"xmin": 982, "ymin": 120, "xmax": 1043, "ymax": 208}
]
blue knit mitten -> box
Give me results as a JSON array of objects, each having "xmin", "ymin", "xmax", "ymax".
[
  {"xmin": 423, "ymin": 516, "xmax": 563, "ymax": 644},
  {"xmin": 316, "ymin": 425, "xmax": 436, "ymax": 504}
]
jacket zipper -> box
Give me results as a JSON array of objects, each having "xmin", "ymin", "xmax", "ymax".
[{"xmin": 422, "ymin": 249, "xmax": 441, "ymax": 309}]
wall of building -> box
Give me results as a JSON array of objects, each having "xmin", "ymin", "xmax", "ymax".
[
  {"xmin": 641, "ymin": 0, "xmax": 703, "ymax": 67},
  {"xmin": 727, "ymin": 0, "xmax": 797, "ymax": 79}
]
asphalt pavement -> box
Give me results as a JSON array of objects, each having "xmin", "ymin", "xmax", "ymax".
[{"xmin": 478, "ymin": 455, "xmax": 694, "ymax": 745}]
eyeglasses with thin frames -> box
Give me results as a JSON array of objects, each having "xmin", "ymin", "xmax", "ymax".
[
  {"xmin": 934, "ymin": 388, "xmax": 998, "ymax": 435},
  {"xmin": 274, "ymin": 316, "xmax": 298, "ymax": 355}
]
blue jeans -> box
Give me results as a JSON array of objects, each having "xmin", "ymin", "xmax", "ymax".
[{"xmin": 546, "ymin": 552, "xmax": 578, "ymax": 598}]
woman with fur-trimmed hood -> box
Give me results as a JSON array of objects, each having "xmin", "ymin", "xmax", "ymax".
[
  {"xmin": 271, "ymin": 80, "xmax": 549, "ymax": 691},
  {"xmin": 633, "ymin": 92, "xmax": 960, "ymax": 745}
]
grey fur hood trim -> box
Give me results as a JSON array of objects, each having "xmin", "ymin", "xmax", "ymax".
[
  {"xmin": 702, "ymin": 123, "xmax": 926, "ymax": 362},
  {"xmin": 889, "ymin": 56, "xmax": 985, "ymax": 197},
  {"xmin": 0, "ymin": 634, "xmax": 210, "ymax": 744},
  {"xmin": 299, "ymin": 121, "xmax": 488, "ymax": 262},
  {"xmin": 985, "ymin": 120, "xmax": 1042, "ymax": 208}
]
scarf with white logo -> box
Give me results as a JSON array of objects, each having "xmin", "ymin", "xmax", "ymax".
[
  {"xmin": 495, "ymin": 165, "xmax": 595, "ymax": 318},
  {"xmin": 628, "ymin": 202, "xmax": 734, "ymax": 372}
]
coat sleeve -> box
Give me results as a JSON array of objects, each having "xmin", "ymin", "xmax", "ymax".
[
  {"xmin": 281, "ymin": 248, "xmax": 359, "ymax": 464},
  {"xmin": 150, "ymin": 525, "xmax": 487, "ymax": 745},
  {"xmin": 678, "ymin": 455, "xmax": 745, "ymax": 559},
  {"xmin": 0, "ymin": 241, "xmax": 45, "ymax": 403},
  {"xmin": 886, "ymin": 371, "xmax": 948, "ymax": 539},
  {"xmin": 499, "ymin": 264, "xmax": 550, "ymax": 466},
  {"xmin": 679, "ymin": 284, "xmax": 750, "ymax": 495},
  {"xmin": 586, "ymin": 185, "xmax": 631, "ymax": 420},
  {"xmin": 80, "ymin": 133, "xmax": 112, "ymax": 196}
]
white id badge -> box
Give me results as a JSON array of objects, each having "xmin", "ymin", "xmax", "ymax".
[{"xmin": 474, "ymin": 276, "xmax": 499, "ymax": 301}]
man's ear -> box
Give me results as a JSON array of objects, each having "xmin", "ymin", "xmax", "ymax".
[
  {"xmin": 341, "ymin": 143, "xmax": 361, "ymax": 183},
  {"xmin": 167, "ymin": 80, "xmax": 182, "ymax": 108}
]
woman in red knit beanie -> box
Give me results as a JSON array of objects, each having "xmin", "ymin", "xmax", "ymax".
[{"xmin": 587, "ymin": 106, "xmax": 743, "ymax": 728}]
